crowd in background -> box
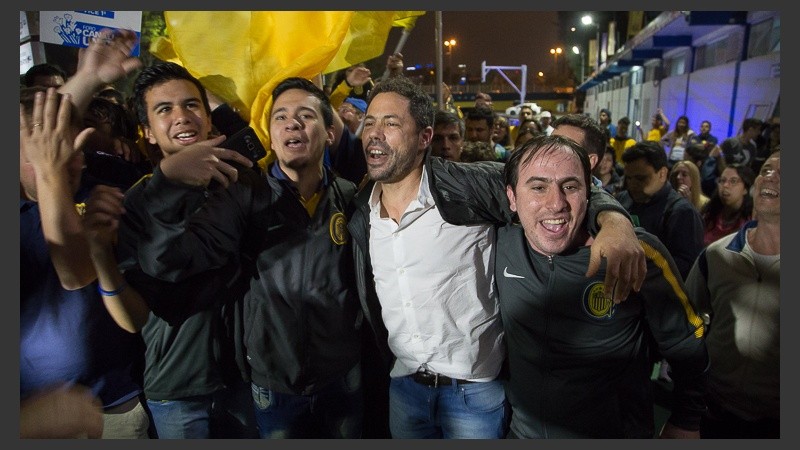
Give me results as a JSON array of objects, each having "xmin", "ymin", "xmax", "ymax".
[{"xmin": 20, "ymin": 28, "xmax": 779, "ymax": 439}]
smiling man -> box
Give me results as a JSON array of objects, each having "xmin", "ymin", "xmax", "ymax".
[
  {"xmin": 496, "ymin": 134, "xmax": 708, "ymax": 438},
  {"xmin": 123, "ymin": 71, "xmax": 366, "ymax": 438},
  {"xmin": 684, "ymin": 151, "xmax": 780, "ymax": 438},
  {"xmin": 348, "ymin": 76, "xmax": 647, "ymax": 439}
]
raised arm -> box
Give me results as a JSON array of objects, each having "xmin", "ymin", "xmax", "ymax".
[
  {"xmin": 83, "ymin": 184, "xmax": 150, "ymax": 332},
  {"xmin": 58, "ymin": 28, "xmax": 142, "ymax": 121},
  {"xmin": 20, "ymin": 88, "xmax": 95, "ymax": 289},
  {"xmin": 657, "ymin": 107, "xmax": 670, "ymax": 130}
]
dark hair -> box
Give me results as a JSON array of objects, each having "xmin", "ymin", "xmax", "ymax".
[
  {"xmin": 741, "ymin": 117, "xmax": 764, "ymax": 133},
  {"xmin": 434, "ymin": 110, "xmax": 464, "ymax": 137},
  {"xmin": 460, "ymin": 141, "xmax": 497, "ymax": 163},
  {"xmin": 604, "ymin": 145, "xmax": 617, "ymax": 162},
  {"xmin": 20, "ymin": 86, "xmax": 80, "ymax": 130},
  {"xmin": 519, "ymin": 118, "xmax": 543, "ymax": 134},
  {"xmin": 519, "ymin": 105, "xmax": 534, "ymax": 116},
  {"xmin": 701, "ymin": 163, "xmax": 755, "ymax": 232},
  {"xmin": 618, "ymin": 116, "xmax": 631, "ymax": 126},
  {"xmin": 20, "ymin": 86, "xmax": 49, "ymax": 117},
  {"xmin": 465, "ymin": 106, "xmax": 495, "ymax": 128},
  {"xmin": 622, "ymin": 140, "xmax": 668, "ymax": 171},
  {"xmin": 96, "ymin": 87, "xmax": 126, "ymax": 106},
  {"xmin": 23, "ymin": 63, "xmax": 67, "ymax": 87},
  {"xmin": 551, "ymin": 113, "xmax": 607, "ymax": 160},
  {"xmin": 475, "ymin": 91, "xmax": 492, "ymax": 102},
  {"xmin": 368, "ymin": 76, "xmax": 435, "ymax": 131},
  {"xmin": 271, "ymin": 77, "xmax": 334, "ymax": 128},
  {"xmin": 514, "ymin": 119, "xmax": 543, "ymax": 148},
  {"xmin": 505, "ymin": 134, "xmax": 592, "ymax": 201},
  {"xmin": 600, "ymin": 108, "xmax": 611, "ymax": 120},
  {"xmin": 493, "ymin": 113, "xmax": 511, "ymax": 146},
  {"xmin": 685, "ymin": 142, "xmax": 710, "ymax": 165},
  {"xmin": 86, "ymin": 96, "xmax": 139, "ymax": 141},
  {"xmin": 132, "ymin": 61, "xmax": 211, "ymax": 126}
]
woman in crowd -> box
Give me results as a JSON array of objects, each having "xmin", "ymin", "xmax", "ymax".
[
  {"xmin": 670, "ymin": 160, "xmax": 709, "ymax": 212},
  {"xmin": 700, "ymin": 164, "xmax": 755, "ymax": 246}
]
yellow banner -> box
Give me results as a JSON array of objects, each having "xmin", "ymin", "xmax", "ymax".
[{"xmin": 149, "ymin": 11, "xmax": 425, "ymax": 167}]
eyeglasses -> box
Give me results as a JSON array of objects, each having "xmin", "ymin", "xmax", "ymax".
[{"xmin": 717, "ymin": 177, "xmax": 741, "ymax": 186}]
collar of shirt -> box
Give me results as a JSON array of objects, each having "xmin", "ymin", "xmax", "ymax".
[
  {"xmin": 366, "ymin": 163, "xmax": 504, "ymax": 380},
  {"xmin": 270, "ymin": 162, "xmax": 328, "ymax": 215},
  {"xmin": 368, "ymin": 164, "xmax": 434, "ymax": 229},
  {"xmin": 270, "ymin": 162, "xmax": 329, "ymax": 191}
]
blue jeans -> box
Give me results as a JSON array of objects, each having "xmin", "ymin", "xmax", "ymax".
[
  {"xmin": 251, "ymin": 363, "xmax": 363, "ymax": 438},
  {"xmin": 389, "ymin": 375, "xmax": 508, "ymax": 439},
  {"xmin": 147, "ymin": 382, "xmax": 258, "ymax": 439}
]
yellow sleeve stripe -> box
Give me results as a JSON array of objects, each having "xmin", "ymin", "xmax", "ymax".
[
  {"xmin": 126, "ymin": 173, "xmax": 154, "ymax": 194},
  {"xmin": 640, "ymin": 240, "xmax": 705, "ymax": 338}
]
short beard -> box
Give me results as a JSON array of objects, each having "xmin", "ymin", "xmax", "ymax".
[{"xmin": 368, "ymin": 148, "xmax": 421, "ymax": 184}]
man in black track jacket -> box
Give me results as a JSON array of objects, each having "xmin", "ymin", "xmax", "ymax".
[
  {"xmin": 497, "ymin": 134, "xmax": 708, "ymax": 438},
  {"xmin": 122, "ymin": 73, "xmax": 365, "ymax": 438}
]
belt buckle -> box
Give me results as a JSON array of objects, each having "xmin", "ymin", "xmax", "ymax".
[{"xmin": 415, "ymin": 368, "xmax": 440, "ymax": 387}]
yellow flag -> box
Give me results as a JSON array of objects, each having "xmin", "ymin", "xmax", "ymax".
[
  {"xmin": 149, "ymin": 11, "xmax": 424, "ymax": 167},
  {"xmin": 324, "ymin": 11, "xmax": 425, "ymax": 74},
  {"xmin": 392, "ymin": 11, "xmax": 425, "ymax": 31}
]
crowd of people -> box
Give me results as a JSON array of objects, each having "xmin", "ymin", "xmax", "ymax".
[{"xmin": 20, "ymin": 28, "xmax": 779, "ymax": 439}]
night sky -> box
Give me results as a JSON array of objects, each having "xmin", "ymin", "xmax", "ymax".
[{"xmin": 383, "ymin": 11, "xmax": 563, "ymax": 82}]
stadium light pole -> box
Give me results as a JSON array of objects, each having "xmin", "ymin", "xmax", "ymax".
[{"xmin": 581, "ymin": 14, "xmax": 601, "ymax": 76}]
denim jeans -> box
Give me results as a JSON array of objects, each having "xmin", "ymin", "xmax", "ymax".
[
  {"xmin": 147, "ymin": 381, "xmax": 258, "ymax": 439},
  {"xmin": 250, "ymin": 363, "xmax": 363, "ymax": 438},
  {"xmin": 388, "ymin": 375, "xmax": 508, "ymax": 439}
]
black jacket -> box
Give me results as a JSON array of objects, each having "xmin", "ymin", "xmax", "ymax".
[
  {"xmin": 118, "ymin": 164, "xmax": 265, "ymax": 399},
  {"xmin": 121, "ymin": 163, "xmax": 362, "ymax": 396},
  {"xmin": 617, "ymin": 183, "xmax": 704, "ymax": 279},
  {"xmin": 496, "ymin": 224, "xmax": 708, "ymax": 438},
  {"xmin": 347, "ymin": 154, "xmax": 631, "ymax": 367}
]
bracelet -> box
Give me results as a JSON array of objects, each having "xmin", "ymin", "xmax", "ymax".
[{"xmin": 98, "ymin": 282, "xmax": 127, "ymax": 297}]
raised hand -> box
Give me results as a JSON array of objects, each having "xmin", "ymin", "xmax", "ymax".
[
  {"xmin": 386, "ymin": 52, "xmax": 404, "ymax": 76},
  {"xmin": 20, "ymin": 88, "xmax": 93, "ymax": 186},
  {"xmin": 346, "ymin": 65, "xmax": 372, "ymax": 88},
  {"xmin": 83, "ymin": 185, "xmax": 126, "ymax": 251},
  {"xmin": 76, "ymin": 28, "xmax": 142, "ymax": 86},
  {"xmin": 676, "ymin": 184, "xmax": 691, "ymax": 200},
  {"xmin": 62, "ymin": 28, "xmax": 143, "ymax": 117}
]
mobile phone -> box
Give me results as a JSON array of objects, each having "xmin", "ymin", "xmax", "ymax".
[{"xmin": 219, "ymin": 127, "xmax": 267, "ymax": 164}]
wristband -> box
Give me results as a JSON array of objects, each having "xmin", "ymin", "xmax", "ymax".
[{"xmin": 98, "ymin": 282, "xmax": 127, "ymax": 297}]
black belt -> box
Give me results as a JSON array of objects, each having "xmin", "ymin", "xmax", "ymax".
[{"xmin": 411, "ymin": 371, "xmax": 475, "ymax": 388}]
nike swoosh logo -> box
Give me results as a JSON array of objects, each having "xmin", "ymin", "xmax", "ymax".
[{"xmin": 503, "ymin": 267, "xmax": 525, "ymax": 279}]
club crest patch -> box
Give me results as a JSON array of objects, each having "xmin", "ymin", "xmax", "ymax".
[
  {"xmin": 329, "ymin": 212, "xmax": 348, "ymax": 245},
  {"xmin": 582, "ymin": 282, "xmax": 615, "ymax": 319}
]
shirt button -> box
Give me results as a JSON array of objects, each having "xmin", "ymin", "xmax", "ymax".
[
  {"xmin": 405, "ymin": 302, "xmax": 412, "ymax": 307},
  {"xmin": 399, "ymin": 268, "xmax": 405, "ymax": 274}
]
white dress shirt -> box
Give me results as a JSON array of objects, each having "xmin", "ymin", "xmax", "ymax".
[{"xmin": 367, "ymin": 167, "xmax": 505, "ymax": 381}]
